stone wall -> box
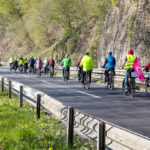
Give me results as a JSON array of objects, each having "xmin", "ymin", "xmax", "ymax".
[{"xmin": 98, "ymin": 0, "xmax": 150, "ymax": 68}]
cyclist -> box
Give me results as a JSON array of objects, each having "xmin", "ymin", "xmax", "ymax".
[
  {"xmin": 29, "ymin": 56, "xmax": 35, "ymax": 73},
  {"xmin": 76, "ymin": 56, "xmax": 83, "ymax": 81},
  {"xmin": 48, "ymin": 57, "xmax": 55, "ymax": 74},
  {"xmin": 143, "ymin": 62, "xmax": 150, "ymax": 79},
  {"xmin": 43, "ymin": 58, "xmax": 49, "ymax": 74},
  {"xmin": 9, "ymin": 56, "xmax": 14, "ymax": 69},
  {"xmin": 12, "ymin": 58, "xmax": 18, "ymax": 71},
  {"xmin": 24, "ymin": 57, "xmax": 28, "ymax": 71},
  {"xmin": 80, "ymin": 52, "xmax": 93, "ymax": 84},
  {"xmin": 103, "ymin": 52, "xmax": 116, "ymax": 82},
  {"xmin": 19, "ymin": 57, "xmax": 24, "ymax": 71},
  {"xmin": 121, "ymin": 50, "xmax": 137, "ymax": 92},
  {"xmin": 60, "ymin": 54, "xmax": 71, "ymax": 78},
  {"xmin": 35, "ymin": 57, "xmax": 43, "ymax": 78}
]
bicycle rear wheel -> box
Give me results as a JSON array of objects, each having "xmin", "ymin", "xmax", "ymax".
[
  {"xmin": 130, "ymin": 79, "xmax": 135, "ymax": 97},
  {"xmin": 122, "ymin": 78, "xmax": 127, "ymax": 96},
  {"xmin": 85, "ymin": 72, "xmax": 90, "ymax": 90}
]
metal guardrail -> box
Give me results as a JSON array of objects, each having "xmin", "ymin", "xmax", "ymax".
[
  {"xmin": 55, "ymin": 66, "xmax": 150, "ymax": 85},
  {"xmin": 0, "ymin": 72, "xmax": 150, "ymax": 150}
]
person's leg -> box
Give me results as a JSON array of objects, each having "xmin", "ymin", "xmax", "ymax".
[
  {"xmin": 82, "ymin": 71, "xmax": 85, "ymax": 83},
  {"xmin": 125, "ymin": 69, "xmax": 129, "ymax": 89},
  {"xmin": 89, "ymin": 71, "xmax": 92, "ymax": 83},
  {"xmin": 52, "ymin": 65, "xmax": 54, "ymax": 74}
]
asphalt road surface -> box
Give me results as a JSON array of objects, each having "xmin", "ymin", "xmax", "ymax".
[{"xmin": 0, "ymin": 68, "xmax": 150, "ymax": 138}]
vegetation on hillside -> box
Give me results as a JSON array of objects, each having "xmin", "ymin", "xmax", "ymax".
[{"xmin": 0, "ymin": 0, "xmax": 112, "ymax": 65}]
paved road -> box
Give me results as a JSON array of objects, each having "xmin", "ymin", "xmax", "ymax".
[{"xmin": 0, "ymin": 68, "xmax": 150, "ymax": 137}]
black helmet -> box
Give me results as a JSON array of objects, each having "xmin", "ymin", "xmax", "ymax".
[
  {"xmin": 108, "ymin": 52, "xmax": 112, "ymax": 56},
  {"xmin": 85, "ymin": 51, "xmax": 89, "ymax": 55}
]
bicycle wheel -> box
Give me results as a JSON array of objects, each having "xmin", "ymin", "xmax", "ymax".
[
  {"xmin": 130, "ymin": 79, "xmax": 135, "ymax": 97},
  {"xmin": 63, "ymin": 69, "xmax": 67, "ymax": 82},
  {"xmin": 122, "ymin": 78, "xmax": 127, "ymax": 96},
  {"xmin": 85, "ymin": 72, "xmax": 90, "ymax": 90},
  {"xmin": 145, "ymin": 78, "xmax": 150, "ymax": 95}
]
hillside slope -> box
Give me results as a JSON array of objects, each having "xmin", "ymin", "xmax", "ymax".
[{"xmin": 0, "ymin": 0, "xmax": 149, "ymax": 68}]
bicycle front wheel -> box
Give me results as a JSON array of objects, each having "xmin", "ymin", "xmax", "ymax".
[{"xmin": 145, "ymin": 79, "xmax": 150, "ymax": 95}]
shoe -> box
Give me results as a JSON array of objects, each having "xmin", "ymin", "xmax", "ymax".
[{"xmin": 124, "ymin": 89, "xmax": 128, "ymax": 93}]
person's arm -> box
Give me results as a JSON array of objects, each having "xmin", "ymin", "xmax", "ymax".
[
  {"xmin": 60, "ymin": 59, "xmax": 64, "ymax": 66},
  {"xmin": 103, "ymin": 58, "xmax": 108, "ymax": 68},
  {"xmin": 121, "ymin": 57, "xmax": 127, "ymax": 69},
  {"xmin": 80, "ymin": 59, "xmax": 83, "ymax": 67},
  {"xmin": 144, "ymin": 63, "xmax": 150, "ymax": 70}
]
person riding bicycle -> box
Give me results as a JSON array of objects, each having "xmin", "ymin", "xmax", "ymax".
[
  {"xmin": 19, "ymin": 57, "xmax": 24, "ymax": 66},
  {"xmin": 24, "ymin": 57, "xmax": 28, "ymax": 71},
  {"xmin": 48, "ymin": 57, "xmax": 55, "ymax": 74},
  {"xmin": 43, "ymin": 58, "xmax": 49, "ymax": 74},
  {"xmin": 12, "ymin": 58, "xmax": 18, "ymax": 70},
  {"xmin": 80, "ymin": 52, "xmax": 93, "ymax": 84},
  {"xmin": 35, "ymin": 57, "xmax": 43, "ymax": 78},
  {"xmin": 60, "ymin": 54, "xmax": 71, "ymax": 78},
  {"xmin": 103, "ymin": 52, "xmax": 116, "ymax": 82},
  {"xmin": 76, "ymin": 57, "xmax": 83, "ymax": 81},
  {"xmin": 143, "ymin": 62, "xmax": 150, "ymax": 79},
  {"xmin": 9, "ymin": 56, "xmax": 14, "ymax": 69},
  {"xmin": 121, "ymin": 50, "xmax": 137, "ymax": 92},
  {"xmin": 29, "ymin": 56, "xmax": 35, "ymax": 73}
]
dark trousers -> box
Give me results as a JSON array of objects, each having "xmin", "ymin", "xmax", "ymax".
[{"xmin": 82, "ymin": 71, "xmax": 92, "ymax": 83}]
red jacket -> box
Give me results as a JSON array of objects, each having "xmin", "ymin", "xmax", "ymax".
[
  {"xmin": 48, "ymin": 58, "xmax": 55, "ymax": 66},
  {"xmin": 145, "ymin": 63, "xmax": 150, "ymax": 70}
]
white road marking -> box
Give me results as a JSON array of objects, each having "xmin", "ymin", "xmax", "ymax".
[
  {"xmin": 41, "ymin": 80, "xmax": 50, "ymax": 84},
  {"xmin": 76, "ymin": 91, "xmax": 101, "ymax": 98}
]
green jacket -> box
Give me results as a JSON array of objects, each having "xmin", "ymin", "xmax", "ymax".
[
  {"xmin": 80, "ymin": 55, "xmax": 93, "ymax": 71},
  {"xmin": 19, "ymin": 59, "xmax": 24, "ymax": 65},
  {"xmin": 60, "ymin": 58, "xmax": 71, "ymax": 68}
]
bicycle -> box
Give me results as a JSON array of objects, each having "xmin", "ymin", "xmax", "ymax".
[
  {"xmin": 105, "ymin": 69, "xmax": 115, "ymax": 90},
  {"xmin": 145, "ymin": 76, "xmax": 150, "ymax": 96},
  {"xmin": 122, "ymin": 71, "xmax": 137, "ymax": 97},
  {"xmin": 37, "ymin": 69, "xmax": 41, "ymax": 78},
  {"xmin": 50, "ymin": 66, "xmax": 54, "ymax": 78},
  {"xmin": 19, "ymin": 65, "xmax": 23, "ymax": 73},
  {"xmin": 29, "ymin": 66, "xmax": 34, "ymax": 74},
  {"xmin": 63, "ymin": 67, "xmax": 69, "ymax": 82},
  {"xmin": 82, "ymin": 71, "xmax": 91, "ymax": 90}
]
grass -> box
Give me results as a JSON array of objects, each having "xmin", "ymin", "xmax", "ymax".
[{"xmin": 0, "ymin": 90, "xmax": 93, "ymax": 150}]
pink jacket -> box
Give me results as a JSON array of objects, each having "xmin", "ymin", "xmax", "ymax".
[{"xmin": 36, "ymin": 58, "xmax": 43, "ymax": 69}]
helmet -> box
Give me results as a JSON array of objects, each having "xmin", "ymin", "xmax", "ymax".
[
  {"xmin": 25, "ymin": 57, "xmax": 27, "ymax": 59},
  {"xmin": 85, "ymin": 51, "xmax": 89, "ymax": 55},
  {"xmin": 128, "ymin": 50, "xmax": 134, "ymax": 55},
  {"xmin": 108, "ymin": 52, "xmax": 112, "ymax": 56},
  {"xmin": 65, "ymin": 54, "xmax": 68, "ymax": 58}
]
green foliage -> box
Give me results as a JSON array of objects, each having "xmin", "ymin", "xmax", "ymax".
[
  {"xmin": 0, "ymin": 91, "xmax": 92, "ymax": 149},
  {"xmin": 111, "ymin": 0, "xmax": 117, "ymax": 7}
]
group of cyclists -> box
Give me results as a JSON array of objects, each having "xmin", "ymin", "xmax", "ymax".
[
  {"xmin": 9, "ymin": 56, "xmax": 55, "ymax": 77},
  {"xmin": 8, "ymin": 50, "xmax": 150, "ymax": 95}
]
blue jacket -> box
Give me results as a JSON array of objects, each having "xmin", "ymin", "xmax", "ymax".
[{"xmin": 103, "ymin": 56, "xmax": 116, "ymax": 69}]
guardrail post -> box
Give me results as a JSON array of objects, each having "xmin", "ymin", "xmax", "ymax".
[
  {"xmin": 36, "ymin": 94, "xmax": 41, "ymax": 119},
  {"xmin": 1, "ymin": 77, "xmax": 4, "ymax": 92},
  {"xmin": 67, "ymin": 106, "xmax": 74, "ymax": 148},
  {"xmin": 97, "ymin": 121, "xmax": 105, "ymax": 150},
  {"xmin": 8, "ymin": 80, "xmax": 11, "ymax": 99},
  {"xmin": 20, "ymin": 86, "xmax": 23, "ymax": 107}
]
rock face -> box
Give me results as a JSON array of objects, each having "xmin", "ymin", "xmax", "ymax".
[{"xmin": 98, "ymin": 0, "xmax": 150, "ymax": 68}]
